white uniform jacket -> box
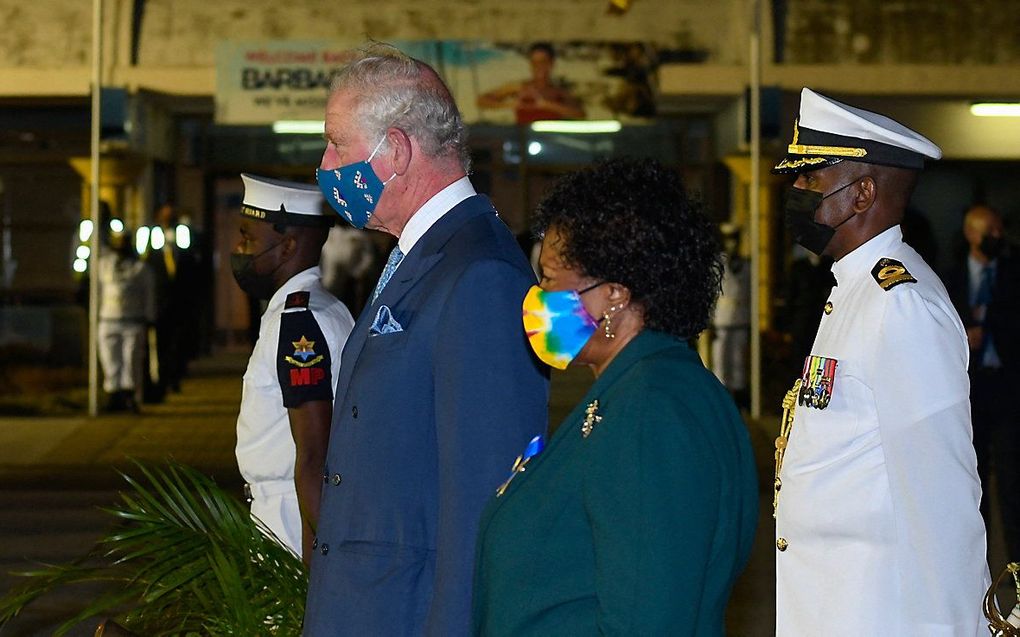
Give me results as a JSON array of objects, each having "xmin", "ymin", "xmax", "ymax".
[
  {"xmin": 775, "ymin": 226, "xmax": 989, "ymax": 636},
  {"xmin": 236, "ymin": 266, "xmax": 354, "ymax": 556}
]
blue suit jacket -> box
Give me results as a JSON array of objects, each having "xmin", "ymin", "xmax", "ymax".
[{"xmin": 303, "ymin": 195, "xmax": 549, "ymax": 636}]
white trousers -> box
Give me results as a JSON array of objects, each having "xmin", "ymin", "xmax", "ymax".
[{"xmin": 98, "ymin": 321, "xmax": 145, "ymax": 393}]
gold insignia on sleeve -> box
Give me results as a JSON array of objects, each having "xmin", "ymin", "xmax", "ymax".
[{"xmin": 871, "ymin": 257, "xmax": 916, "ymax": 290}]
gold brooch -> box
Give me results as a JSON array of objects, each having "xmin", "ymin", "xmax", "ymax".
[{"xmin": 582, "ymin": 400, "xmax": 602, "ymax": 438}]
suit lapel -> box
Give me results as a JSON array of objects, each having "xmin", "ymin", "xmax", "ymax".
[{"xmin": 332, "ymin": 195, "xmax": 497, "ymax": 408}]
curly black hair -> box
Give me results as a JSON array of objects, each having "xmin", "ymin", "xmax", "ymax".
[{"xmin": 532, "ymin": 157, "xmax": 723, "ymax": 340}]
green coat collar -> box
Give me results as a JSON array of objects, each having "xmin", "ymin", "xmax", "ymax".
[{"xmin": 582, "ymin": 329, "xmax": 694, "ymax": 401}]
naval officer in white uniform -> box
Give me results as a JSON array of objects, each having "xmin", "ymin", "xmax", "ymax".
[
  {"xmin": 771, "ymin": 88, "xmax": 989, "ymax": 636},
  {"xmin": 232, "ymin": 174, "xmax": 354, "ymax": 562}
]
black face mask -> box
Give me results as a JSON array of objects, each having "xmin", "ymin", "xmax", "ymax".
[
  {"xmin": 979, "ymin": 234, "xmax": 1004, "ymax": 261},
  {"xmin": 783, "ymin": 181, "xmax": 857, "ymax": 256},
  {"xmin": 230, "ymin": 241, "xmax": 283, "ymax": 300}
]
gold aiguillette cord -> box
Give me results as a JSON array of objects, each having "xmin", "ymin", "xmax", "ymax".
[{"xmin": 773, "ymin": 379, "xmax": 801, "ymax": 519}]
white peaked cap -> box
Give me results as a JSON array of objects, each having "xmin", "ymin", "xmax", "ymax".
[
  {"xmin": 773, "ymin": 88, "xmax": 942, "ymax": 173},
  {"xmin": 239, "ymin": 174, "xmax": 333, "ymax": 227}
]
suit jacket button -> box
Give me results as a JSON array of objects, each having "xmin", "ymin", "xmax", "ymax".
[
  {"xmin": 777, "ymin": 537, "xmax": 789, "ymax": 552},
  {"xmin": 352, "ymin": 406, "xmax": 359, "ymax": 419},
  {"xmin": 320, "ymin": 543, "xmax": 329, "ymax": 555},
  {"xmin": 331, "ymin": 473, "xmax": 342, "ymax": 486}
]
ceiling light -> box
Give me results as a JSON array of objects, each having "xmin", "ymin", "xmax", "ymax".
[
  {"xmin": 273, "ymin": 120, "xmax": 326, "ymax": 134},
  {"xmin": 530, "ymin": 120, "xmax": 622, "ymax": 134},
  {"xmin": 970, "ymin": 103, "xmax": 1020, "ymax": 117}
]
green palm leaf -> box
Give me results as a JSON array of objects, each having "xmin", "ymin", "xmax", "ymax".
[{"xmin": 0, "ymin": 461, "xmax": 307, "ymax": 636}]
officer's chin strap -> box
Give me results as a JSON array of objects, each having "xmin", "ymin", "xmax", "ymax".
[{"xmin": 773, "ymin": 379, "xmax": 802, "ymax": 519}]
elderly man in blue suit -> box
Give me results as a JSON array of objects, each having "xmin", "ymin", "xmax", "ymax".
[{"xmin": 304, "ymin": 44, "xmax": 549, "ymax": 636}]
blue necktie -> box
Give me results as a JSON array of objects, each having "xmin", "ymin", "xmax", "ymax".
[
  {"xmin": 371, "ymin": 245, "xmax": 404, "ymax": 304},
  {"xmin": 974, "ymin": 264, "xmax": 1000, "ymax": 366},
  {"xmin": 975, "ymin": 264, "xmax": 994, "ymax": 307}
]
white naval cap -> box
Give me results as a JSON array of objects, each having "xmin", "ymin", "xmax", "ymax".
[
  {"xmin": 240, "ymin": 173, "xmax": 334, "ymax": 227},
  {"xmin": 773, "ymin": 88, "xmax": 942, "ymax": 174}
]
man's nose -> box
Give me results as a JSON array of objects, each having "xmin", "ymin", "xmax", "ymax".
[
  {"xmin": 793, "ymin": 174, "xmax": 808, "ymax": 189},
  {"xmin": 320, "ymin": 145, "xmax": 338, "ymax": 170}
]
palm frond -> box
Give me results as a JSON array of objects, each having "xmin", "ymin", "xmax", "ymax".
[{"xmin": 0, "ymin": 461, "xmax": 307, "ymax": 636}]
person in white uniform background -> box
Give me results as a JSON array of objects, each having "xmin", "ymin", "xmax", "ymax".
[
  {"xmin": 98, "ymin": 225, "xmax": 156, "ymax": 413},
  {"xmin": 771, "ymin": 88, "xmax": 989, "ymax": 636},
  {"xmin": 232, "ymin": 174, "xmax": 354, "ymax": 562},
  {"xmin": 712, "ymin": 222, "xmax": 750, "ymax": 408}
]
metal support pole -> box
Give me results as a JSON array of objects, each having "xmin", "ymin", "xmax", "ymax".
[
  {"xmin": 88, "ymin": 0, "xmax": 103, "ymax": 417},
  {"xmin": 749, "ymin": 0, "xmax": 763, "ymax": 419}
]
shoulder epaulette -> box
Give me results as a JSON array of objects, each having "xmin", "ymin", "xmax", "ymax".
[
  {"xmin": 285, "ymin": 291, "xmax": 310, "ymax": 309},
  {"xmin": 871, "ymin": 257, "xmax": 916, "ymax": 291}
]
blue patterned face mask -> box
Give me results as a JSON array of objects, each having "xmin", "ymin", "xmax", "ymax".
[{"xmin": 316, "ymin": 135, "xmax": 396, "ymax": 229}]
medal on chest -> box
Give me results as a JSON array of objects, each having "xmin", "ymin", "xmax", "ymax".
[{"xmin": 799, "ymin": 355, "xmax": 838, "ymax": 410}]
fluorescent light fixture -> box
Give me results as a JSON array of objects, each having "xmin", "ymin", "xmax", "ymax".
[
  {"xmin": 530, "ymin": 120, "xmax": 622, "ymax": 134},
  {"xmin": 73, "ymin": 258, "xmax": 88, "ymax": 273},
  {"xmin": 110, "ymin": 218, "xmax": 124, "ymax": 233},
  {"xmin": 528, "ymin": 141, "xmax": 543, "ymax": 156},
  {"xmin": 970, "ymin": 103, "xmax": 1020, "ymax": 117},
  {"xmin": 76, "ymin": 245, "xmax": 91, "ymax": 259},
  {"xmin": 176, "ymin": 224, "xmax": 192, "ymax": 250},
  {"xmin": 135, "ymin": 227, "xmax": 150, "ymax": 255},
  {"xmin": 273, "ymin": 120, "xmax": 326, "ymax": 134}
]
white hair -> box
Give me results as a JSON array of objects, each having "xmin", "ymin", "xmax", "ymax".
[{"xmin": 330, "ymin": 43, "xmax": 470, "ymax": 172}]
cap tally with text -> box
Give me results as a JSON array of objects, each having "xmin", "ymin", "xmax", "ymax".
[
  {"xmin": 772, "ymin": 88, "xmax": 942, "ymax": 174},
  {"xmin": 239, "ymin": 174, "xmax": 334, "ymax": 227}
]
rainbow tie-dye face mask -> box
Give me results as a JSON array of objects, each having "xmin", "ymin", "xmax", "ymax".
[{"xmin": 522, "ymin": 283, "xmax": 601, "ymax": 369}]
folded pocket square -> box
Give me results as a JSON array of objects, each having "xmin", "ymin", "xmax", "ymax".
[{"xmin": 370, "ymin": 304, "xmax": 404, "ymax": 335}]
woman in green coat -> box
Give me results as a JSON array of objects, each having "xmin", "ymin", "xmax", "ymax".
[{"xmin": 472, "ymin": 158, "xmax": 758, "ymax": 636}]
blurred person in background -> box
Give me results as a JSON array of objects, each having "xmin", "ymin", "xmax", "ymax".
[
  {"xmin": 712, "ymin": 222, "xmax": 751, "ymax": 408},
  {"xmin": 146, "ymin": 202, "xmax": 200, "ymax": 397},
  {"xmin": 945, "ymin": 204, "xmax": 1020, "ymax": 562},
  {"xmin": 97, "ymin": 224, "xmax": 155, "ymax": 413},
  {"xmin": 319, "ymin": 223, "xmax": 377, "ymax": 318}
]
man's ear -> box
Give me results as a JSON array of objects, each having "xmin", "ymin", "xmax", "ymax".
[
  {"xmin": 279, "ymin": 234, "xmax": 298, "ymax": 261},
  {"xmin": 387, "ymin": 127, "xmax": 413, "ymax": 176},
  {"xmin": 853, "ymin": 175, "xmax": 877, "ymax": 214}
]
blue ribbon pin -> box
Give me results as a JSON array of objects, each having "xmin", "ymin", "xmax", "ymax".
[{"xmin": 495, "ymin": 434, "xmax": 545, "ymax": 497}]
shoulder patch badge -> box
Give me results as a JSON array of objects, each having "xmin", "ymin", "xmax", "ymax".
[
  {"xmin": 285, "ymin": 291, "xmax": 310, "ymax": 309},
  {"xmin": 871, "ymin": 258, "xmax": 916, "ymax": 291}
]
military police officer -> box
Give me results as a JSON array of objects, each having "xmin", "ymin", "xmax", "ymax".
[
  {"xmin": 232, "ymin": 174, "xmax": 354, "ymax": 561},
  {"xmin": 772, "ymin": 89, "xmax": 989, "ymax": 635}
]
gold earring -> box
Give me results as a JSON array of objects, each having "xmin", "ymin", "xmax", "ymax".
[{"xmin": 603, "ymin": 305, "xmax": 619, "ymax": 339}]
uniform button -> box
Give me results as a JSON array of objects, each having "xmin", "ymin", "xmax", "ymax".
[
  {"xmin": 331, "ymin": 473, "xmax": 342, "ymax": 486},
  {"xmin": 824, "ymin": 301, "xmax": 833, "ymax": 315},
  {"xmin": 352, "ymin": 406, "xmax": 359, "ymax": 419},
  {"xmin": 320, "ymin": 543, "xmax": 329, "ymax": 555},
  {"xmin": 312, "ymin": 538, "xmax": 318, "ymax": 550},
  {"xmin": 777, "ymin": 537, "xmax": 789, "ymax": 552}
]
